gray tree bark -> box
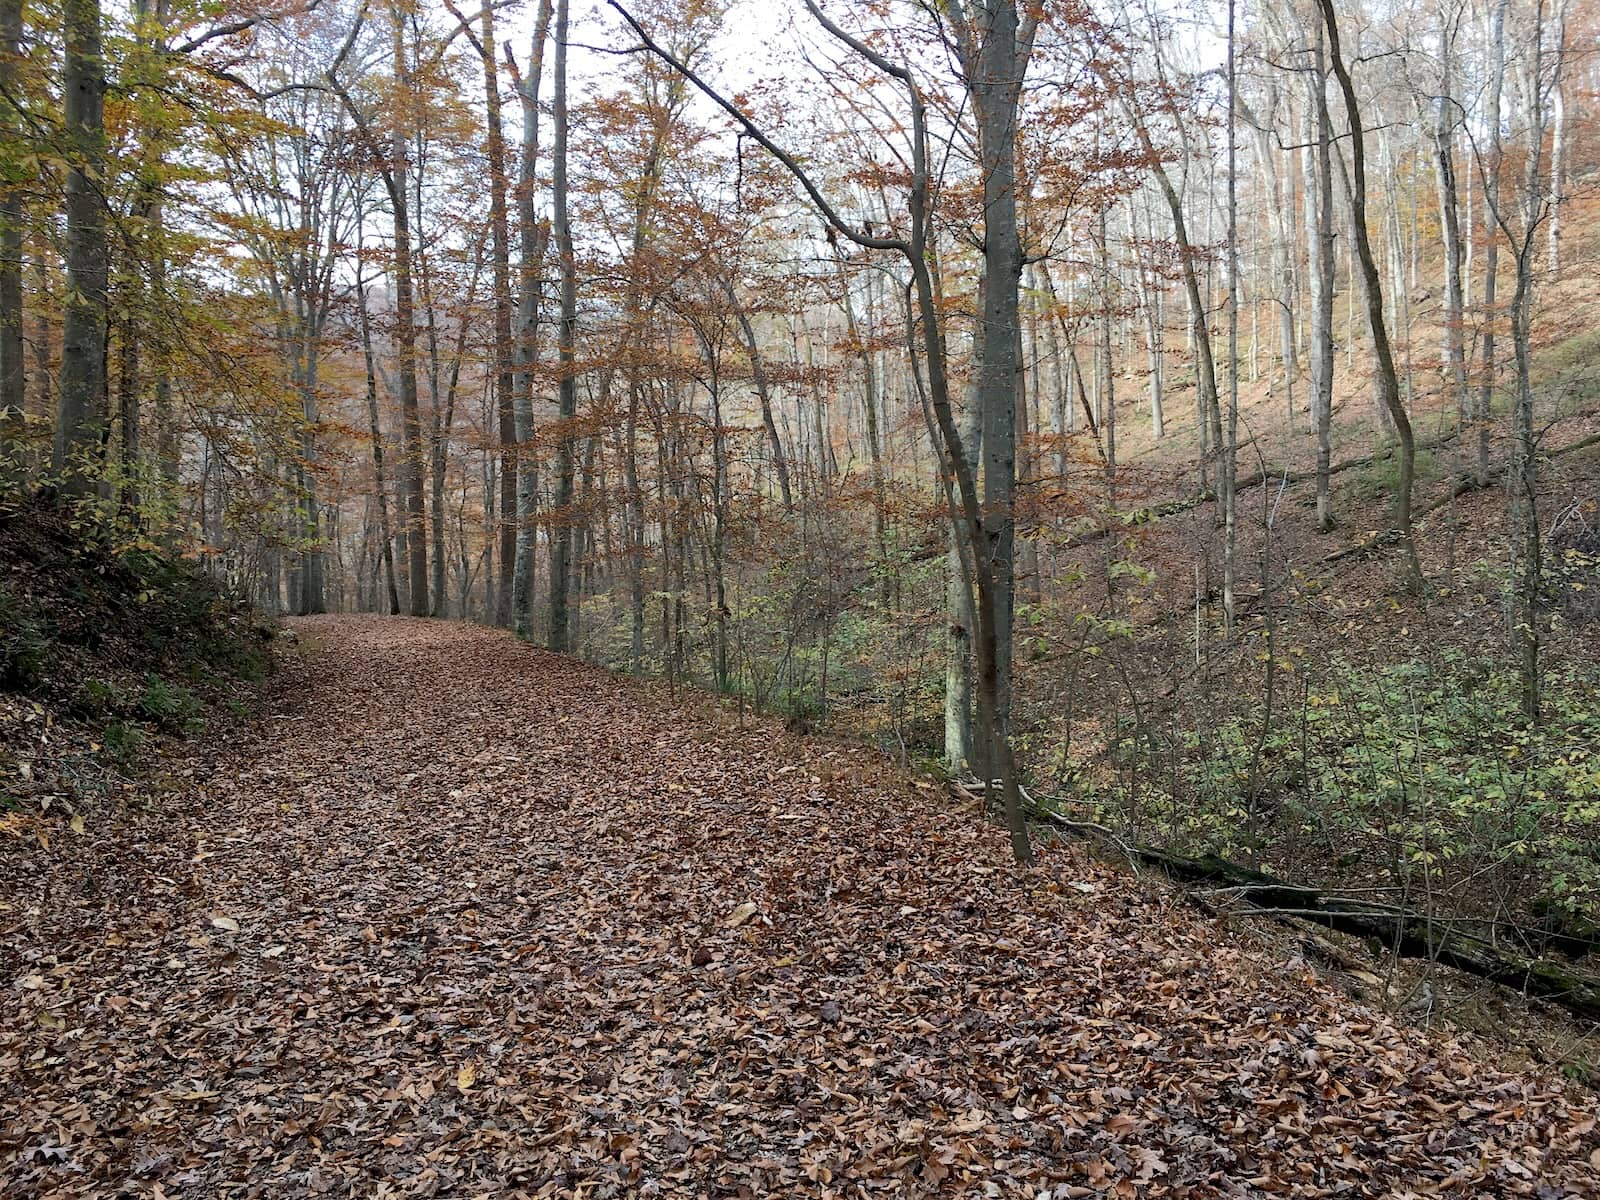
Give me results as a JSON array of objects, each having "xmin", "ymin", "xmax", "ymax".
[
  {"xmin": 511, "ymin": 0, "xmax": 553, "ymax": 638},
  {"xmin": 54, "ymin": 0, "xmax": 109, "ymax": 498},
  {"xmin": 1318, "ymin": 0, "xmax": 1423, "ymax": 590},
  {"xmin": 1428, "ymin": 8, "xmax": 1468, "ymax": 433},
  {"xmin": 547, "ymin": 0, "xmax": 577, "ymax": 652},
  {"xmin": 1477, "ymin": 0, "xmax": 1509, "ymax": 488},
  {"xmin": 1307, "ymin": 18, "xmax": 1336, "ymax": 533},
  {"xmin": 0, "ymin": 0, "xmax": 23, "ymax": 481},
  {"xmin": 386, "ymin": 5, "xmax": 427, "ymax": 614}
]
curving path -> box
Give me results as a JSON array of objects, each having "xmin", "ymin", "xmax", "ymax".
[{"xmin": 2, "ymin": 616, "xmax": 1596, "ymax": 1197}]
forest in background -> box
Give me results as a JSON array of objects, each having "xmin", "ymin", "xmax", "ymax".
[{"xmin": 4, "ymin": 0, "xmax": 1600, "ymax": 1006}]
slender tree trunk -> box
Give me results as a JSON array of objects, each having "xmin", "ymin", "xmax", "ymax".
[
  {"xmin": 1430, "ymin": 17, "xmax": 1468, "ymax": 432},
  {"xmin": 1224, "ymin": 0, "xmax": 1239, "ymax": 634},
  {"xmin": 832, "ymin": 251, "xmax": 888, "ymax": 581},
  {"xmin": 1478, "ymin": 0, "xmax": 1509, "ymax": 488},
  {"xmin": 625, "ymin": 384, "xmax": 645, "ymax": 672},
  {"xmin": 130, "ymin": 0, "xmax": 175, "ymax": 514},
  {"xmin": 1309, "ymin": 20, "xmax": 1336, "ymax": 533},
  {"xmin": 54, "ymin": 0, "xmax": 109, "ymax": 498},
  {"xmin": 943, "ymin": 396, "xmax": 980, "ymax": 771},
  {"xmin": 356, "ymin": 234, "xmax": 400, "ymax": 615},
  {"xmin": 1547, "ymin": 0, "xmax": 1567, "ymax": 273},
  {"xmin": 511, "ymin": 0, "xmax": 552, "ymax": 637},
  {"xmin": 465, "ymin": 0, "xmax": 517, "ymax": 628},
  {"xmin": 1130, "ymin": 204, "xmax": 1164, "ymax": 439},
  {"xmin": 1122, "ymin": 92, "xmax": 1222, "ymax": 489},
  {"xmin": 149, "ymin": 193, "xmax": 176, "ymax": 492},
  {"xmin": 1506, "ymin": 11, "xmax": 1548, "ymax": 723},
  {"xmin": 729, "ymin": 282, "xmax": 793, "ymax": 509},
  {"xmin": 547, "ymin": 0, "xmax": 577, "ymax": 652},
  {"xmin": 387, "ymin": 2, "xmax": 428, "ymax": 615},
  {"xmin": 294, "ymin": 300, "xmax": 327, "ymax": 613},
  {"xmin": 1318, "ymin": 0, "xmax": 1423, "ymax": 590},
  {"xmin": 1096, "ymin": 198, "xmax": 1116, "ymax": 472},
  {"xmin": 117, "ymin": 312, "xmax": 140, "ymax": 501},
  {"xmin": 1509, "ymin": 251, "xmax": 1540, "ymax": 722},
  {"xmin": 0, "ymin": 0, "xmax": 23, "ymax": 482}
]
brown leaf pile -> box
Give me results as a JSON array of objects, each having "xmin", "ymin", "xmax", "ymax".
[{"xmin": 3, "ymin": 617, "xmax": 1596, "ymax": 1197}]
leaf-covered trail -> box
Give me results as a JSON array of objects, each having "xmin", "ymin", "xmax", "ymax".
[{"xmin": 3, "ymin": 617, "xmax": 1596, "ymax": 1198}]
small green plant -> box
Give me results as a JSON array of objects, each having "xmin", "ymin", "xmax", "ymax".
[
  {"xmin": 0, "ymin": 587, "xmax": 52, "ymax": 690},
  {"xmin": 101, "ymin": 720, "xmax": 145, "ymax": 765},
  {"xmin": 137, "ymin": 674, "xmax": 202, "ymax": 733},
  {"xmin": 780, "ymin": 688, "xmax": 826, "ymax": 726},
  {"xmin": 76, "ymin": 677, "xmax": 125, "ymax": 717},
  {"xmin": 1349, "ymin": 449, "xmax": 1442, "ymax": 507}
]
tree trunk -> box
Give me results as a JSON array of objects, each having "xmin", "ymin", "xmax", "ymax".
[
  {"xmin": 832, "ymin": 250, "xmax": 888, "ymax": 581},
  {"xmin": 943, "ymin": 395, "xmax": 981, "ymax": 772},
  {"xmin": 511, "ymin": 0, "xmax": 553, "ymax": 638},
  {"xmin": 729, "ymin": 281, "xmax": 792, "ymax": 509},
  {"xmin": 387, "ymin": 1, "xmax": 428, "ymax": 615},
  {"xmin": 1429, "ymin": 15, "xmax": 1468, "ymax": 434},
  {"xmin": 1122, "ymin": 91, "xmax": 1222, "ymax": 489},
  {"xmin": 964, "ymin": 0, "xmax": 1033, "ymax": 863},
  {"xmin": 1547, "ymin": 0, "xmax": 1567, "ymax": 272},
  {"xmin": 0, "ymin": 0, "xmax": 23, "ymax": 483},
  {"xmin": 1130, "ymin": 203, "xmax": 1164, "ymax": 439},
  {"xmin": 1307, "ymin": 22, "xmax": 1336, "ymax": 533},
  {"xmin": 356, "ymin": 236, "xmax": 400, "ymax": 616},
  {"xmin": 1223, "ymin": 0, "xmax": 1239, "ymax": 634},
  {"xmin": 1477, "ymin": 0, "xmax": 1509, "ymax": 488},
  {"xmin": 467, "ymin": 0, "xmax": 517, "ymax": 628},
  {"xmin": 547, "ymin": 0, "xmax": 577, "ymax": 652},
  {"xmin": 54, "ymin": 0, "xmax": 109, "ymax": 499},
  {"xmin": 1318, "ymin": 0, "xmax": 1422, "ymax": 590},
  {"xmin": 1506, "ymin": 14, "xmax": 1548, "ymax": 723}
]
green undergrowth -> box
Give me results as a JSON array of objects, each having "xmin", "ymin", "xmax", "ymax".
[
  {"xmin": 1085, "ymin": 651, "xmax": 1600, "ymax": 939},
  {"xmin": 1535, "ymin": 328, "xmax": 1600, "ymax": 409}
]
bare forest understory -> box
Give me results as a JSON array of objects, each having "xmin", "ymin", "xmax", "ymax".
[{"xmin": 3, "ymin": 618, "xmax": 1599, "ymax": 1198}]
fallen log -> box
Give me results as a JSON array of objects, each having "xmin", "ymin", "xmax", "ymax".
[
  {"xmin": 1296, "ymin": 427, "xmax": 1600, "ymax": 570},
  {"xmin": 1112, "ymin": 845, "xmax": 1600, "ymax": 1019},
  {"xmin": 956, "ymin": 780, "xmax": 1600, "ymax": 1020}
]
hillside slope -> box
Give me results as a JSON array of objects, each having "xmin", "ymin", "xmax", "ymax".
[{"xmin": 0, "ymin": 499, "xmax": 274, "ymax": 832}]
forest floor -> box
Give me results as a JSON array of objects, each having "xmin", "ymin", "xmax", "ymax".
[{"xmin": 3, "ymin": 617, "xmax": 1598, "ymax": 1198}]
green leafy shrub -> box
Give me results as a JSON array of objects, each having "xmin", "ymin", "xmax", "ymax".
[
  {"xmin": 101, "ymin": 720, "xmax": 145, "ymax": 765},
  {"xmin": 0, "ymin": 587, "xmax": 52, "ymax": 689},
  {"xmin": 1348, "ymin": 448, "xmax": 1442, "ymax": 507},
  {"xmin": 1175, "ymin": 654, "xmax": 1600, "ymax": 921},
  {"xmin": 137, "ymin": 673, "xmax": 202, "ymax": 733},
  {"xmin": 75, "ymin": 677, "xmax": 126, "ymax": 718}
]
